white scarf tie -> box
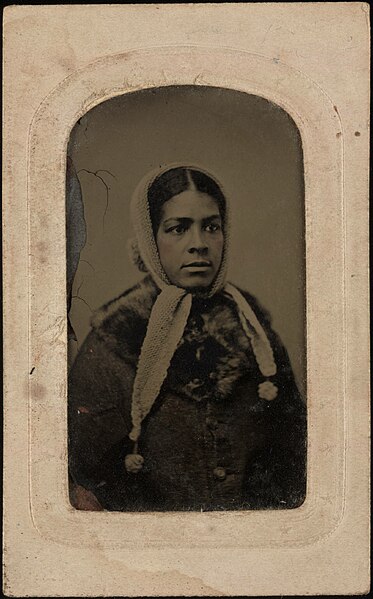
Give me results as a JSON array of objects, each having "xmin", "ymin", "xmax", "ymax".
[{"xmin": 126, "ymin": 164, "xmax": 277, "ymax": 465}]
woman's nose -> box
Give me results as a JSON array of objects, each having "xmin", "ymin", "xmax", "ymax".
[{"xmin": 188, "ymin": 227, "xmax": 208, "ymax": 253}]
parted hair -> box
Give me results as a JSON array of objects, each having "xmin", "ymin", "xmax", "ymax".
[{"xmin": 147, "ymin": 167, "xmax": 226, "ymax": 235}]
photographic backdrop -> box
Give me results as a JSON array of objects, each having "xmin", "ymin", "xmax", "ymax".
[{"xmin": 67, "ymin": 85, "xmax": 306, "ymax": 396}]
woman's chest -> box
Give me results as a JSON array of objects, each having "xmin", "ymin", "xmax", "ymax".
[
  {"xmin": 166, "ymin": 301, "xmax": 259, "ymax": 402},
  {"xmin": 139, "ymin": 388, "xmax": 274, "ymax": 508}
]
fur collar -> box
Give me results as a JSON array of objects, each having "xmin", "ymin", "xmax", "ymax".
[
  {"xmin": 91, "ymin": 276, "xmax": 159, "ymax": 365},
  {"xmin": 91, "ymin": 276, "xmax": 270, "ymax": 401}
]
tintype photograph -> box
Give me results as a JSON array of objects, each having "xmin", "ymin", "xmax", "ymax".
[
  {"xmin": 66, "ymin": 86, "xmax": 307, "ymax": 513},
  {"xmin": 3, "ymin": 4, "xmax": 369, "ymax": 596}
]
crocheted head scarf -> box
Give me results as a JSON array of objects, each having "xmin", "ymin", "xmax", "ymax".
[{"xmin": 125, "ymin": 164, "xmax": 278, "ymax": 471}]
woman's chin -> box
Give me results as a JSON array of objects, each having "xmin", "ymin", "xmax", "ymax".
[{"xmin": 176, "ymin": 272, "xmax": 215, "ymax": 289}]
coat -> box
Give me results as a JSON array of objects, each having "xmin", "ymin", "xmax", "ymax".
[{"xmin": 68, "ymin": 276, "xmax": 307, "ymax": 512}]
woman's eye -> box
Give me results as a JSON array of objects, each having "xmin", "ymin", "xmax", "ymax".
[
  {"xmin": 167, "ymin": 224, "xmax": 186, "ymax": 234},
  {"xmin": 205, "ymin": 223, "xmax": 221, "ymax": 232}
]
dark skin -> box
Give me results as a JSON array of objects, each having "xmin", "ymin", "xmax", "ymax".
[{"xmin": 156, "ymin": 190, "xmax": 224, "ymax": 289}]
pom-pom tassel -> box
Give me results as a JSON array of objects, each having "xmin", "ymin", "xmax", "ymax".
[
  {"xmin": 124, "ymin": 441, "xmax": 144, "ymax": 474},
  {"xmin": 258, "ymin": 380, "xmax": 278, "ymax": 401}
]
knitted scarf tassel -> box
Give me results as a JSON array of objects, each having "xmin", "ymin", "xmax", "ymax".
[
  {"xmin": 224, "ymin": 283, "xmax": 277, "ymax": 378},
  {"xmin": 129, "ymin": 287, "xmax": 191, "ymax": 442}
]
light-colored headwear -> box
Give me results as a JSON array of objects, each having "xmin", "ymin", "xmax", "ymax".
[{"xmin": 126, "ymin": 164, "xmax": 277, "ymax": 468}]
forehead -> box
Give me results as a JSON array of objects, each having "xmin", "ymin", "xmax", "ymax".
[{"xmin": 160, "ymin": 190, "xmax": 221, "ymax": 220}]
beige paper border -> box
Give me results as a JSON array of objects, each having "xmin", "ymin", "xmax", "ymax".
[{"xmin": 3, "ymin": 4, "xmax": 370, "ymax": 596}]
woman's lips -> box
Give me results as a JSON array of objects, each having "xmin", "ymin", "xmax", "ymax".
[
  {"xmin": 182, "ymin": 261, "xmax": 212, "ymax": 269},
  {"xmin": 182, "ymin": 261, "xmax": 212, "ymax": 274}
]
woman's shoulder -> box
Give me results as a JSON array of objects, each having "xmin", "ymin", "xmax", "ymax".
[
  {"xmin": 91, "ymin": 275, "xmax": 158, "ymax": 331},
  {"xmin": 87, "ymin": 276, "xmax": 159, "ymax": 360}
]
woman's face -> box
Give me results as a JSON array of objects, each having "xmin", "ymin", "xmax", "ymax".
[{"xmin": 156, "ymin": 189, "xmax": 224, "ymax": 289}]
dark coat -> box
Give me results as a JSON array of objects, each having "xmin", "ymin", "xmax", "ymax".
[{"xmin": 68, "ymin": 276, "xmax": 306, "ymax": 512}]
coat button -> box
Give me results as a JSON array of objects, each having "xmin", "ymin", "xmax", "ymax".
[{"xmin": 213, "ymin": 467, "xmax": 226, "ymax": 481}]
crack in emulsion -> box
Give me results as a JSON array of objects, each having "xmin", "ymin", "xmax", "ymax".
[
  {"xmin": 67, "ymin": 162, "xmax": 117, "ymax": 345},
  {"xmin": 77, "ymin": 168, "xmax": 117, "ymax": 230},
  {"xmin": 71, "ymin": 294, "xmax": 93, "ymax": 313},
  {"xmin": 72, "ymin": 276, "xmax": 93, "ymax": 312},
  {"xmin": 75, "ymin": 277, "xmax": 85, "ymax": 297},
  {"xmin": 79, "ymin": 259, "xmax": 95, "ymax": 271}
]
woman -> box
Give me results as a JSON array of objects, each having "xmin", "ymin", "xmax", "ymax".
[{"xmin": 68, "ymin": 165, "xmax": 306, "ymax": 512}]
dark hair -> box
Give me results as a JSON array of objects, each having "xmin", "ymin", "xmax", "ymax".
[{"xmin": 147, "ymin": 167, "xmax": 226, "ymax": 234}]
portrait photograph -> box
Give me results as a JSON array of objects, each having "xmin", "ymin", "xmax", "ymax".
[
  {"xmin": 3, "ymin": 4, "xmax": 369, "ymax": 597},
  {"xmin": 66, "ymin": 86, "xmax": 307, "ymax": 513}
]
